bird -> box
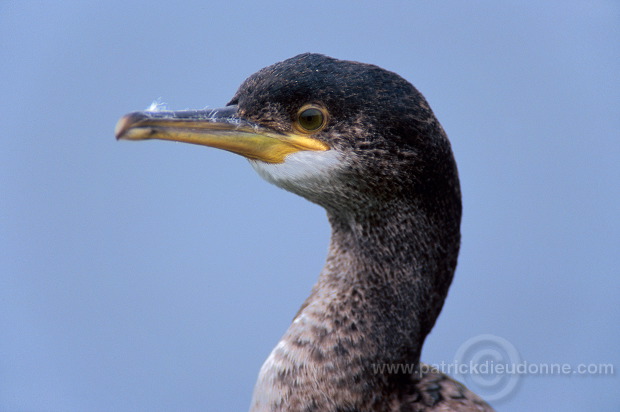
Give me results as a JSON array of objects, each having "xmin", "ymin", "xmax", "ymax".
[{"xmin": 116, "ymin": 53, "xmax": 494, "ymax": 412}]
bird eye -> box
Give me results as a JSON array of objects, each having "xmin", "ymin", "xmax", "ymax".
[{"xmin": 296, "ymin": 106, "xmax": 327, "ymax": 133}]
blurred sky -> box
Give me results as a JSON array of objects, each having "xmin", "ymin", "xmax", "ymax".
[{"xmin": 1, "ymin": 1, "xmax": 619, "ymax": 411}]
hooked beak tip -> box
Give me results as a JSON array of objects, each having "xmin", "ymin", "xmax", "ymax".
[{"xmin": 115, "ymin": 112, "xmax": 148, "ymax": 140}]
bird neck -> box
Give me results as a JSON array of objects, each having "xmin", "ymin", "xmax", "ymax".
[{"xmin": 251, "ymin": 198, "xmax": 459, "ymax": 411}]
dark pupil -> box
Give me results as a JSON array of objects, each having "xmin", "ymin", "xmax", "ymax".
[{"xmin": 299, "ymin": 108, "xmax": 323, "ymax": 131}]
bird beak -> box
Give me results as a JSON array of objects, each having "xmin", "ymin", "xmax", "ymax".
[{"xmin": 115, "ymin": 106, "xmax": 329, "ymax": 163}]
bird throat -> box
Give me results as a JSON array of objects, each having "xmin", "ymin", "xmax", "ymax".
[{"xmin": 250, "ymin": 199, "xmax": 457, "ymax": 411}]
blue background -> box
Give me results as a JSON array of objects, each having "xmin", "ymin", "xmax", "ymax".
[{"xmin": 2, "ymin": 1, "xmax": 618, "ymax": 411}]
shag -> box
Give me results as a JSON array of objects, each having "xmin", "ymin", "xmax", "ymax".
[{"xmin": 116, "ymin": 53, "xmax": 494, "ymax": 412}]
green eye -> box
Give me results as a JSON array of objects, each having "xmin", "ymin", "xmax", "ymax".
[{"xmin": 297, "ymin": 106, "xmax": 326, "ymax": 132}]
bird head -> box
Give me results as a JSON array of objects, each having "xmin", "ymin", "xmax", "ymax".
[{"xmin": 116, "ymin": 53, "xmax": 459, "ymax": 215}]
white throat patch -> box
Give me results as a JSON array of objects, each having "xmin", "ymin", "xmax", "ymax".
[{"xmin": 249, "ymin": 149, "xmax": 344, "ymax": 194}]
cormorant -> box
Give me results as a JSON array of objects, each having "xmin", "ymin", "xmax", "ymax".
[{"xmin": 116, "ymin": 53, "xmax": 494, "ymax": 412}]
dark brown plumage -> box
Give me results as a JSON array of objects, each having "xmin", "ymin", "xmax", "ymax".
[{"xmin": 116, "ymin": 53, "xmax": 494, "ymax": 411}]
